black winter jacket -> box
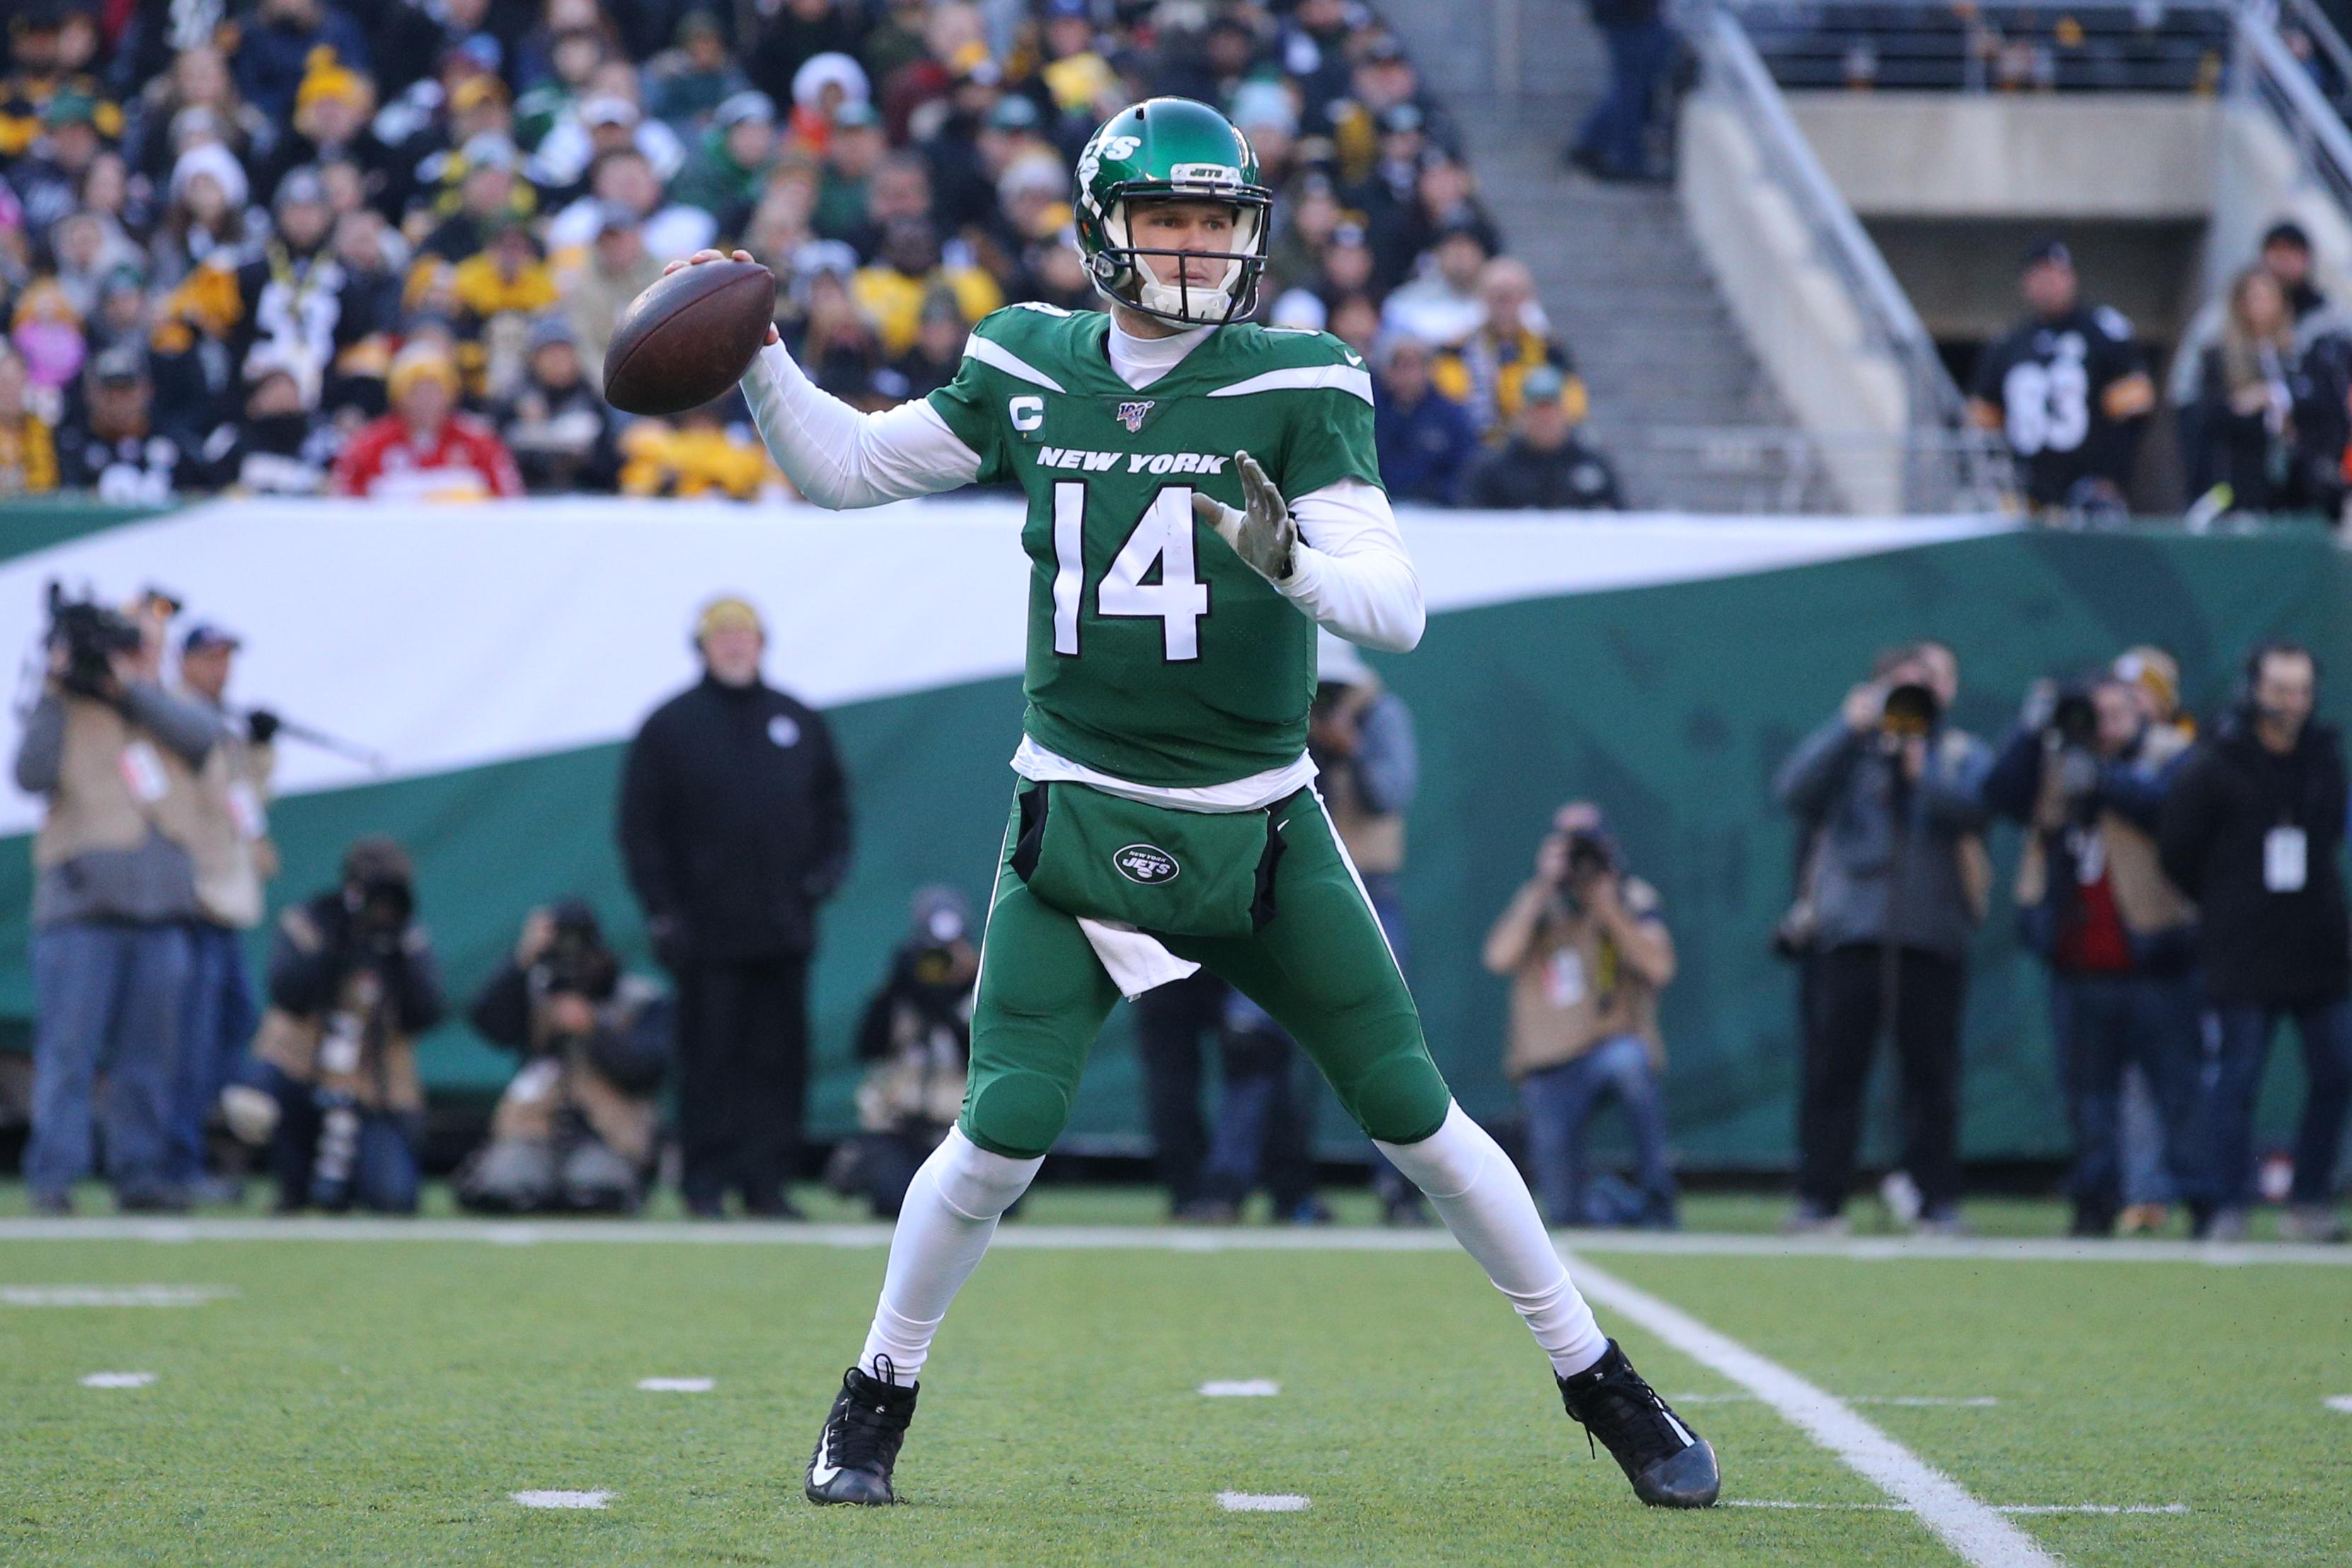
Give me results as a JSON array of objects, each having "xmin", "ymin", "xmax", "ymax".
[
  {"xmin": 2158, "ymin": 716, "xmax": 2349, "ymax": 1006},
  {"xmin": 617, "ymin": 676, "xmax": 851, "ymax": 964}
]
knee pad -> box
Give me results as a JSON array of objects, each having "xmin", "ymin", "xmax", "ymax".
[
  {"xmin": 931, "ymin": 1126, "xmax": 1042, "ymax": 1220},
  {"xmin": 960, "ymin": 1066, "xmax": 1072, "ymax": 1161},
  {"xmin": 1374, "ymin": 1102, "xmax": 1490, "ymax": 1200},
  {"xmin": 1346, "ymin": 1047, "xmax": 1452, "ymax": 1145}
]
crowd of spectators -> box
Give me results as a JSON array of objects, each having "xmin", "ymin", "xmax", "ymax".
[
  {"xmin": 1970, "ymin": 224, "xmax": 2352, "ymax": 526},
  {"xmin": 0, "ymin": 0, "xmax": 1610, "ymax": 509}
]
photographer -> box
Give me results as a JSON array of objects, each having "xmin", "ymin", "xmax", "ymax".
[
  {"xmin": 1983, "ymin": 675, "xmax": 2200, "ymax": 1237},
  {"xmin": 457, "ymin": 901, "xmax": 670, "ymax": 1215},
  {"xmin": 12, "ymin": 587, "xmax": 217, "ymax": 1214},
  {"xmin": 2159, "ymin": 643, "xmax": 2351, "ymax": 1243},
  {"xmin": 166, "ymin": 623, "xmax": 280, "ymax": 1201},
  {"xmin": 831, "ymin": 888, "xmax": 978, "ymax": 1220},
  {"xmin": 1483, "ymin": 804, "xmax": 1678, "ymax": 1228},
  {"xmin": 1774, "ymin": 642, "xmax": 1992, "ymax": 1234},
  {"xmin": 250, "ymin": 838, "xmax": 445, "ymax": 1214}
]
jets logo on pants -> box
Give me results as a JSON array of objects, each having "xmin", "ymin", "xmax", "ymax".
[{"xmin": 1113, "ymin": 845, "xmax": 1179, "ymax": 884}]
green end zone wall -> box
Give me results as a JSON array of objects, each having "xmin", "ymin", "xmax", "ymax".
[{"xmin": 2, "ymin": 502, "xmax": 2344, "ymax": 1169}]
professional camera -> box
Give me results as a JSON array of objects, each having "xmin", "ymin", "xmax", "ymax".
[
  {"xmin": 2046, "ymin": 684, "xmax": 2099, "ymax": 749},
  {"xmin": 340, "ymin": 838, "xmax": 416, "ymax": 957},
  {"xmin": 1564, "ymin": 827, "xmax": 1618, "ymax": 880},
  {"xmin": 1878, "ymin": 681, "xmax": 1941, "ymax": 739},
  {"xmin": 536, "ymin": 900, "xmax": 620, "ymax": 1001},
  {"xmin": 44, "ymin": 582, "xmax": 143, "ymax": 699},
  {"xmin": 2043, "ymin": 680, "xmax": 2104, "ymax": 806},
  {"xmin": 1548, "ymin": 825, "xmax": 1621, "ymax": 908}
]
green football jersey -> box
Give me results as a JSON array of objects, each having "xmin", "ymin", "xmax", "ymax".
[{"xmin": 925, "ymin": 304, "xmax": 1385, "ymax": 788}]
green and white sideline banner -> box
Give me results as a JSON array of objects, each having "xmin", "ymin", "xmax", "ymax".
[{"xmin": 3, "ymin": 500, "xmax": 2342, "ymax": 1168}]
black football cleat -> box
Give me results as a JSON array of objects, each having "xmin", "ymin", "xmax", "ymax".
[
  {"xmin": 806, "ymin": 1359, "xmax": 919, "ymax": 1506},
  {"xmin": 1558, "ymin": 1340, "xmax": 1721, "ymax": 1508}
]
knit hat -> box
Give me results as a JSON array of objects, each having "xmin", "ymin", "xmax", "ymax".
[
  {"xmin": 2113, "ymin": 645, "xmax": 2181, "ymax": 719},
  {"xmin": 695, "ymin": 595, "xmax": 764, "ymax": 640},
  {"xmin": 387, "ymin": 341, "xmax": 459, "ymax": 401},
  {"xmin": 296, "ymin": 65, "xmax": 367, "ymax": 115},
  {"xmin": 170, "ymin": 142, "xmax": 251, "ymax": 211}
]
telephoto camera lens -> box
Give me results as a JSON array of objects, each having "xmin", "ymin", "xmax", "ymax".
[{"xmin": 311, "ymin": 1095, "xmax": 361, "ymax": 1210}]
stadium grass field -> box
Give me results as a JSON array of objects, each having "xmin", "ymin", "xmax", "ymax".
[{"xmin": 4, "ymin": 1189, "xmax": 2347, "ymax": 1567}]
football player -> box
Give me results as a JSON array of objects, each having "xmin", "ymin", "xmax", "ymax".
[{"xmin": 672, "ymin": 96, "xmax": 1719, "ymax": 1512}]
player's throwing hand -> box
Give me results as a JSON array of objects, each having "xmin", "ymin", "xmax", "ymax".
[
  {"xmin": 1193, "ymin": 451, "xmax": 1297, "ymax": 582},
  {"xmin": 662, "ymin": 248, "xmax": 782, "ymax": 345}
]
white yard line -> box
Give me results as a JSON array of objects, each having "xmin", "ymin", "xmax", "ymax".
[
  {"xmin": 1198, "ymin": 1379, "xmax": 1280, "ymax": 1397},
  {"xmin": 79, "ymin": 1371, "xmax": 156, "ymax": 1388},
  {"xmin": 1675, "ymin": 1393, "xmax": 1999, "ymax": 1407},
  {"xmin": 1216, "ymin": 1492, "xmax": 1309, "ymax": 1512},
  {"xmin": 1725, "ymin": 1500, "xmax": 2187, "ymax": 1516},
  {"xmin": 1, "ymin": 1217, "xmax": 2347, "ymax": 1264},
  {"xmin": 636, "ymin": 1377, "xmax": 713, "ymax": 1392},
  {"xmin": 1566, "ymin": 1251, "xmax": 2060, "ymax": 1568},
  {"xmin": 2326, "ymin": 1395, "xmax": 2352, "ymax": 1414},
  {"xmin": 511, "ymin": 1490, "xmax": 610, "ymax": 1510},
  {"xmin": 1, "ymin": 1284, "xmax": 237, "ymax": 1305}
]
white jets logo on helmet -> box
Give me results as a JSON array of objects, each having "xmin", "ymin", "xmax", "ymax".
[
  {"xmin": 1168, "ymin": 162, "xmax": 1241, "ymax": 188},
  {"xmin": 1075, "ymin": 132, "xmax": 1142, "ymax": 212}
]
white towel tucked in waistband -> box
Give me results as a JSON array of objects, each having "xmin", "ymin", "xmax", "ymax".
[{"xmin": 1076, "ymin": 918, "xmax": 1200, "ymax": 998}]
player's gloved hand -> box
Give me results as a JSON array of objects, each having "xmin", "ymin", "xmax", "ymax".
[
  {"xmin": 662, "ymin": 248, "xmax": 782, "ymax": 345},
  {"xmin": 1192, "ymin": 452, "xmax": 1297, "ymax": 582}
]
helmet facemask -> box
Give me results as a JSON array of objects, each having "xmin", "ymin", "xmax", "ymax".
[{"xmin": 1093, "ymin": 190, "xmax": 1269, "ymax": 327}]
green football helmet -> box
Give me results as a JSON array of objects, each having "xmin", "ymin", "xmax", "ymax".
[{"xmin": 1073, "ymin": 97, "xmax": 1273, "ymax": 328}]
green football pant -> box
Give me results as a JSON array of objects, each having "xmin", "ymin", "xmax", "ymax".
[{"xmin": 959, "ymin": 788, "xmax": 1452, "ymax": 1160}]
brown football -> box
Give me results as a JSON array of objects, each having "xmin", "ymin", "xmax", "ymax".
[{"xmin": 600, "ymin": 259, "xmax": 776, "ymax": 415}]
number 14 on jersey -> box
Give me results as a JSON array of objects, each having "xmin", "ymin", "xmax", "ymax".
[{"xmin": 1051, "ymin": 480, "xmax": 1208, "ymax": 663}]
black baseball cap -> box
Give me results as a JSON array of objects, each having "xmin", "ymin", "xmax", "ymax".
[
  {"xmin": 90, "ymin": 342, "xmax": 147, "ymax": 384},
  {"xmin": 182, "ymin": 622, "xmax": 241, "ymax": 655},
  {"xmin": 2019, "ymin": 238, "xmax": 2072, "ymax": 272},
  {"xmin": 2262, "ymin": 219, "xmax": 2312, "ymax": 253}
]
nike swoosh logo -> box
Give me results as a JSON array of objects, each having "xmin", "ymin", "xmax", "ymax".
[
  {"xmin": 1342, "ymin": 350, "xmax": 1365, "ymax": 367},
  {"xmin": 809, "ymin": 1456, "xmax": 840, "ymax": 1485}
]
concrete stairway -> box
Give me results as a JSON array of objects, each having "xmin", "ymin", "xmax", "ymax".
[{"xmin": 1377, "ymin": 1, "xmax": 1824, "ymax": 510}]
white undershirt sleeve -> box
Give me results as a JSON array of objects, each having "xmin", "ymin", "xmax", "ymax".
[
  {"xmin": 740, "ymin": 341, "xmax": 983, "ymax": 508},
  {"xmin": 1275, "ymin": 478, "xmax": 1426, "ymax": 652}
]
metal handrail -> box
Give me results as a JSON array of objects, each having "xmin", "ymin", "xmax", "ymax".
[
  {"xmin": 2234, "ymin": 4, "xmax": 2352, "ymax": 215},
  {"xmin": 2270, "ymin": 0, "xmax": 2352, "ymax": 98},
  {"xmin": 1728, "ymin": 0, "xmax": 2235, "ymax": 93},
  {"xmin": 1697, "ymin": 7, "xmax": 2012, "ymax": 509},
  {"xmin": 1584, "ymin": 423, "xmax": 2020, "ymax": 514},
  {"xmin": 1701, "ymin": 10, "xmax": 1958, "ymax": 424}
]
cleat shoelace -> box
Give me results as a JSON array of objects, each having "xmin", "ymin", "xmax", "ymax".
[
  {"xmin": 1563, "ymin": 1360, "xmax": 1691, "ymax": 1475},
  {"xmin": 822, "ymin": 1358, "xmax": 916, "ymax": 1479}
]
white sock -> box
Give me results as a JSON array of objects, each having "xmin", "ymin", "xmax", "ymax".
[
  {"xmin": 1377, "ymin": 1101, "xmax": 1609, "ymax": 1378},
  {"xmin": 856, "ymin": 1126, "xmax": 1043, "ymax": 1386}
]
